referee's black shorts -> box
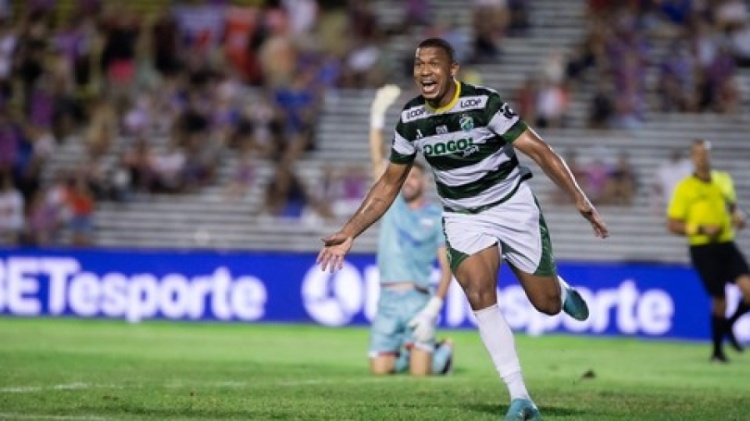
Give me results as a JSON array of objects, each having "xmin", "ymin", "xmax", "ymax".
[{"xmin": 689, "ymin": 241, "xmax": 750, "ymax": 298}]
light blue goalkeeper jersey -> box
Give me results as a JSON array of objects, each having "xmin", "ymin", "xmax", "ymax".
[{"xmin": 377, "ymin": 194, "xmax": 445, "ymax": 289}]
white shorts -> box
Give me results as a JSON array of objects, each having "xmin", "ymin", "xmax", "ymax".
[{"xmin": 442, "ymin": 182, "xmax": 556, "ymax": 276}]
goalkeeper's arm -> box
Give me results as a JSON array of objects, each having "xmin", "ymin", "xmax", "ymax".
[
  {"xmin": 408, "ymin": 246, "xmax": 452, "ymax": 342},
  {"xmin": 422, "ymin": 246, "xmax": 452, "ymax": 324},
  {"xmin": 369, "ymin": 85, "xmax": 402, "ymax": 183}
]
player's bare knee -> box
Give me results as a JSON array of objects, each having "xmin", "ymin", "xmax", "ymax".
[
  {"xmin": 369, "ymin": 366, "xmax": 393, "ymax": 376},
  {"xmin": 463, "ymin": 285, "xmax": 497, "ymax": 309}
]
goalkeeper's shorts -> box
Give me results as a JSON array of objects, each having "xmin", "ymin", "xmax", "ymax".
[{"xmin": 369, "ymin": 288, "xmax": 433, "ymax": 356}]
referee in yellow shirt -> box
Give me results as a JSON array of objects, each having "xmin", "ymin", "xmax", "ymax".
[{"xmin": 668, "ymin": 139, "xmax": 750, "ymax": 362}]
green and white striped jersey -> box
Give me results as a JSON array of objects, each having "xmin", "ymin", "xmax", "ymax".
[{"xmin": 389, "ymin": 81, "xmax": 532, "ymax": 213}]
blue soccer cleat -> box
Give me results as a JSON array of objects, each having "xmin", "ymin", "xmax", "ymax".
[
  {"xmin": 504, "ymin": 398, "xmax": 541, "ymax": 421},
  {"xmin": 563, "ymin": 287, "xmax": 589, "ymax": 321}
]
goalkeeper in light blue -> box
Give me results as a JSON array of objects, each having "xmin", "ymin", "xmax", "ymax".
[{"xmin": 367, "ymin": 85, "xmax": 454, "ymax": 376}]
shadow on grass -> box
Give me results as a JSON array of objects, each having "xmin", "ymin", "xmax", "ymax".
[{"xmin": 462, "ymin": 402, "xmax": 588, "ymax": 418}]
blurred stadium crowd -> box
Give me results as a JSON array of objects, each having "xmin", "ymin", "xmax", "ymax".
[{"xmin": 0, "ymin": 0, "xmax": 747, "ymax": 247}]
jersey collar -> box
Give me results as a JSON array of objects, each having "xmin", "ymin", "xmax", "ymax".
[{"xmin": 425, "ymin": 80, "xmax": 461, "ymax": 114}]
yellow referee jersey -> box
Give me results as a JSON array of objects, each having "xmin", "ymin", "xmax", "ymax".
[{"xmin": 667, "ymin": 171, "xmax": 736, "ymax": 245}]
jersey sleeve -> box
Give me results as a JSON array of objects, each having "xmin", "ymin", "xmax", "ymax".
[
  {"xmin": 486, "ymin": 94, "xmax": 528, "ymax": 143},
  {"xmin": 389, "ymin": 122, "xmax": 417, "ymax": 164},
  {"xmin": 667, "ymin": 181, "xmax": 688, "ymax": 220},
  {"xmin": 714, "ymin": 171, "xmax": 737, "ymax": 204}
]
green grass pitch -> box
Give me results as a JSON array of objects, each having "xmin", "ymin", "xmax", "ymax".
[{"xmin": 0, "ymin": 318, "xmax": 747, "ymax": 420}]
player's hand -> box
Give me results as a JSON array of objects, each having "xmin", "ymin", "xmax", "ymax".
[
  {"xmin": 732, "ymin": 212, "xmax": 746, "ymax": 230},
  {"xmin": 370, "ymin": 84, "xmax": 401, "ymax": 130},
  {"xmin": 317, "ymin": 232, "xmax": 354, "ymax": 273},
  {"xmin": 577, "ymin": 200, "xmax": 609, "ymax": 239},
  {"xmin": 408, "ymin": 296, "xmax": 443, "ymax": 343},
  {"xmin": 700, "ymin": 224, "xmax": 722, "ymax": 239}
]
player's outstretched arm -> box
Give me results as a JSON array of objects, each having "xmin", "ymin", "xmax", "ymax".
[
  {"xmin": 317, "ymin": 162, "xmax": 412, "ymax": 273},
  {"xmin": 513, "ymin": 128, "xmax": 609, "ymax": 239}
]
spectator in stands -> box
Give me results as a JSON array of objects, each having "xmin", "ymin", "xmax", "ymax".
[
  {"xmin": 273, "ymin": 68, "xmax": 320, "ymax": 161},
  {"xmin": 587, "ymin": 81, "xmax": 615, "ymax": 129},
  {"xmin": 318, "ymin": 163, "xmax": 369, "ymax": 221},
  {"xmin": 151, "ymin": 10, "xmax": 181, "ymax": 78},
  {"xmin": 232, "ymin": 96, "xmax": 284, "ymax": 160},
  {"xmin": 535, "ymin": 77, "xmax": 569, "ymax": 130},
  {"xmin": 64, "ymin": 171, "xmax": 95, "ymax": 246},
  {"xmin": 85, "ymin": 95, "xmax": 117, "ymax": 157},
  {"xmin": 15, "ymin": 122, "xmax": 55, "ymax": 205},
  {"xmin": 727, "ymin": 21, "xmax": 750, "ymax": 67},
  {"xmin": 657, "ymin": 40, "xmax": 697, "ymax": 112},
  {"xmin": 340, "ymin": 36, "xmax": 387, "ymax": 89},
  {"xmin": 507, "ymin": 0, "xmax": 531, "ymax": 36},
  {"xmin": 551, "ymin": 148, "xmax": 586, "ymax": 205},
  {"xmin": 258, "ymin": 10, "xmax": 297, "ymax": 89},
  {"xmin": 471, "ymin": 0, "xmax": 505, "ymax": 63},
  {"xmin": 122, "ymin": 136, "xmax": 155, "ymax": 193},
  {"xmin": 0, "ymin": 108, "xmax": 20, "ymax": 174},
  {"xmin": 260, "ymin": 160, "xmax": 332, "ymax": 221},
  {"xmin": 122, "ymin": 92, "xmax": 154, "ymax": 136},
  {"xmin": 282, "ymin": 0, "xmax": 319, "ymax": 39},
  {"xmin": 603, "ymin": 150, "xmax": 637, "ymax": 206},
  {"xmin": 0, "ymin": 170, "xmax": 24, "ymax": 244},
  {"xmin": 152, "ymin": 138, "xmax": 187, "ymax": 194},
  {"xmin": 223, "ymin": 143, "xmax": 257, "ymax": 201},
  {"xmin": 514, "ymin": 77, "xmax": 538, "ymax": 129},
  {"xmin": 585, "ymin": 156, "xmax": 613, "ymax": 205},
  {"xmin": 667, "ymin": 139, "xmax": 750, "ymax": 363},
  {"xmin": 99, "ymin": 5, "xmax": 141, "ymax": 95}
]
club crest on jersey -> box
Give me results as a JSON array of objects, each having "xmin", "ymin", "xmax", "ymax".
[{"xmin": 459, "ymin": 114, "xmax": 474, "ymax": 132}]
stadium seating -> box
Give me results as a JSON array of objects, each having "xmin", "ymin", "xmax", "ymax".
[{"xmin": 43, "ymin": 0, "xmax": 750, "ymax": 265}]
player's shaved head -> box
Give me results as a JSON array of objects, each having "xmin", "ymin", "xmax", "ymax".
[{"xmin": 416, "ymin": 38, "xmax": 456, "ymax": 63}]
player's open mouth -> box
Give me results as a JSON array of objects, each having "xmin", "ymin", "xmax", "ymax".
[{"xmin": 421, "ymin": 81, "xmax": 437, "ymax": 95}]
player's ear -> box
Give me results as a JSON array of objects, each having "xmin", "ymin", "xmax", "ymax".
[{"xmin": 450, "ymin": 62, "xmax": 460, "ymax": 80}]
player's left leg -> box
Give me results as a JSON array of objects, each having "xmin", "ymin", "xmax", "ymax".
[
  {"xmin": 505, "ymin": 398, "xmax": 541, "ymax": 421},
  {"xmin": 727, "ymin": 273, "xmax": 750, "ymax": 352},
  {"xmin": 710, "ymin": 296, "xmax": 729, "ymax": 363},
  {"xmin": 499, "ymin": 185, "xmax": 588, "ymax": 320},
  {"xmin": 726, "ymin": 243, "xmax": 750, "ymax": 352}
]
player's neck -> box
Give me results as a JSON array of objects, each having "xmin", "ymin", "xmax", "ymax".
[
  {"xmin": 694, "ymin": 168, "xmax": 712, "ymax": 182},
  {"xmin": 426, "ymin": 80, "xmax": 459, "ymax": 111}
]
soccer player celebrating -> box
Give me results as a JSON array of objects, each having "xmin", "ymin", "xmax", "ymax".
[
  {"xmin": 317, "ymin": 38, "xmax": 608, "ymax": 420},
  {"xmin": 667, "ymin": 139, "xmax": 750, "ymax": 363},
  {"xmin": 367, "ymin": 84, "xmax": 454, "ymax": 376}
]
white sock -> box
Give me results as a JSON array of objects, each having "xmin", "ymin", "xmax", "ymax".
[
  {"xmin": 558, "ymin": 275, "xmax": 570, "ymax": 306},
  {"xmin": 474, "ymin": 304, "xmax": 530, "ymax": 400}
]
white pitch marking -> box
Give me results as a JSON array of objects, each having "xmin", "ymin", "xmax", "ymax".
[{"xmin": 0, "ymin": 413, "xmax": 108, "ymax": 420}]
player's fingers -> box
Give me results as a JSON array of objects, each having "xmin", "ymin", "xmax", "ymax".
[
  {"xmin": 316, "ymin": 248, "xmax": 326, "ymax": 264},
  {"xmin": 329, "ymin": 254, "xmax": 342, "ymax": 273},
  {"xmin": 319, "ymin": 253, "xmax": 331, "ymax": 272},
  {"xmin": 595, "ymin": 221, "xmax": 609, "ymax": 238}
]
